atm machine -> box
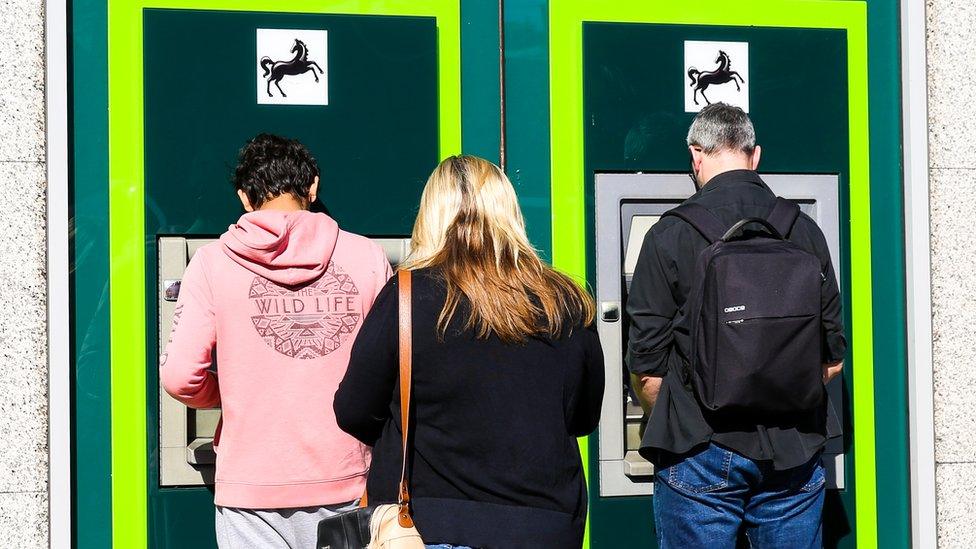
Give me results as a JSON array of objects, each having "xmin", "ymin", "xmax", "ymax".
[
  {"xmin": 156, "ymin": 238, "xmax": 412, "ymax": 488},
  {"xmin": 593, "ymin": 173, "xmax": 845, "ymax": 496},
  {"xmin": 570, "ymin": 20, "xmax": 861, "ymax": 546},
  {"xmin": 136, "ymin": 9, "xmax": 439, "ymax": 547}
]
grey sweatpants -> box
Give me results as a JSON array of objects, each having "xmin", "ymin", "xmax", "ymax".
[{"xmin": 215, "ymin": 501, "xmax": 358, "ymax": 549}]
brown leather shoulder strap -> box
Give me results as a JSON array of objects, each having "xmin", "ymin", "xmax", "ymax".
[{"xmin": 396, "ymin": 269, "xmax": 414, "ymax": 528}]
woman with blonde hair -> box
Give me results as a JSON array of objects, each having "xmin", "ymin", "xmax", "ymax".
[{"xmin": 334, "ymin": 155, "xmax": 604, "ymax": 548}]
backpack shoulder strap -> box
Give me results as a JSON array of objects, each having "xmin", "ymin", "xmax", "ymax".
[
  {"xmin": 767, "ymin": 197, "xmax": 801, "ymax": 238},
  {"xmin": 663, "ymin": 203, "xmax": 726, "ymax": 244}
]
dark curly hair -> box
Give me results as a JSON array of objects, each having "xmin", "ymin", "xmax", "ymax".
[{"xmin": 233, "ymin": 133, "xmax": 320, "ymax": 208}]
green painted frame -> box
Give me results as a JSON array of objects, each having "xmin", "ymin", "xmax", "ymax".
[
  {"xmin": 547, "ymin": 1, "xmax": 876, "ymax": 547},
  {"xmin": 107, "ymin": 1, "xmax": 461, "ymax": 546}
]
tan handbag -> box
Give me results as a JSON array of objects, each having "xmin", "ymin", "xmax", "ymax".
[{"xmin": 317, "ymin": 270, "xmax": 424, "ymax": 549}]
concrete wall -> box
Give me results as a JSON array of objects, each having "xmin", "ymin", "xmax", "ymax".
[
  {"xmin": 0, "ymin": 0, "xmax": 49, "ymax": 544},
  {"xmin": 928, "ymin": 1, "xmax": 976, "ymax": 547}
]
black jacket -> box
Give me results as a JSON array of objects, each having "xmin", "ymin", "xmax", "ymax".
[
  {"xmin": 626, "ymin": 169, "xmax": 845, "ymax": 470},
  {"xmin": 335, "ymin": 268, "xmax": 604, "ymax": 548}
]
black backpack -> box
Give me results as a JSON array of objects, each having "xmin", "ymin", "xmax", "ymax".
[{"xmin": 663, "ymin": 197, "xmax": 824, "ymax": 413}]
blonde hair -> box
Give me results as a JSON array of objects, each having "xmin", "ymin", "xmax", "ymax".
[{"xmin": 401, "ymin": 155, "xmax": 595, "ymax": 342}]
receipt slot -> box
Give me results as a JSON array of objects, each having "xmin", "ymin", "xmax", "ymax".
[
  {"xmin": 157, "ymin": 237, "xmax": 411, "ymax": 487},
  {"xmin": 594, "ymin": 173, "xmax": 844, "ymax": 497}
]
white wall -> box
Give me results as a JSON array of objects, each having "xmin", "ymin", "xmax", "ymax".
[
  {"xmin": 0, "ymin": 0, "xmax": 49, "ymax": 544},
  {"xmin": 927, "ymin": 1, "xmax": 976, "ymax": 547}
]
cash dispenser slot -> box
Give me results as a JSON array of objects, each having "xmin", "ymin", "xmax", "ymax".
[
  {"xmin": 594, "ymin": 173, "xmax": 845, "ymax": 497},
  {"xmin": 158, "ymin": 235, "xmax": 411, "ymax": 487}
]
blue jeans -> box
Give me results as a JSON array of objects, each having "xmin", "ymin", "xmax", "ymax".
[{"xmin": 653, "ymin": 443, "xmax": 825, "ymax": 548}]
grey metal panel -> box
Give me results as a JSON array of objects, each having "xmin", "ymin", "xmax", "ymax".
[
  {"xmin": 373, "ymin": 238, "xmax": 413, "ymax": 266},
  {"xmin": 158, "ymin": 237, "xmax": 217, "ymax": 486},
  {"xmin": 599, "ymin": 459, "xmax": 652, "ymax": 497},
  {"xmin": 594, "ymin": 173, "xmax": 694, "ymax": 305},
  {"xmin": 594, "ymin": 173, "xmax": 845, "ymax": 497},
  {"xmin": 157, "ymin": 236, "xmax": 411, "ymax": 487},
  {"xmin": 764, "ymin": 175, "xmax": 844, "ymax": 469},
  {"xmin": 594, "ymin": 173, "xmax": 691, "ymax": 496},
  {"xmin": 763, "ymin": 174, "xmax": 841, "ymax": 282}
]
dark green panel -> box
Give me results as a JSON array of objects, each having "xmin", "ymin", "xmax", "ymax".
[
  {"xmin": 582, "ymin": 23, "xmax": 854, "ymax": 548},
  {"xmin": 583, "ymin": 24, "xmax": 848, "ymax": 174},
  {"xmin": 864, "ymin": 0, "xmax": 910, "ymax": 546},
  {"xmin": 503, "ymin": 0, "xmax": 552, "ymax": 260},
  {"xmin": 71, "ymin": 0, "xmax": 113, "ymax": 546},
  {"xmin": 144, "ymin": 9, "xmax": 438, "ymax": 238},
  {"xmin": 144, "ymin": 10, "xmax": 439, "ymax": 547},
  {"xmin": 461, "ymin": 0, "xmax": 500, "ymax": 163}
]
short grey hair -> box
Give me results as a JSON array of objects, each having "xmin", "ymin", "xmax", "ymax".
[{"xmin": 686, "ymin": 103, "xmax": 756, "ymax": 155}]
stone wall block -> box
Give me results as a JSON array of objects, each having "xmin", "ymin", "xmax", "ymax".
[
  {"xmin": 0, "ymin": 161, "xmax": 47, "ymax": 493},
  {"xmin": 0, "ymin": 0, "xmax": 45, "ymax": 162},
  {"xmin": 927, "ymin": 0, "xmax": 976, "ymax": 169}
]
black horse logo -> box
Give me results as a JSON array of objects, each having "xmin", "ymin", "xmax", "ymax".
[
  {"xmin": 687, "ymin": 50, "xmax": 745, "ymax": 106},
  {"xmin": 260, "ymin": 39, "xmax": 324, "ymax": 98}
]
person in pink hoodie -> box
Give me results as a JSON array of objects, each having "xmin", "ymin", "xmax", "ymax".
[{"xmin": 160, "ymin": 133, "xmax": 392, "ymax": 548}]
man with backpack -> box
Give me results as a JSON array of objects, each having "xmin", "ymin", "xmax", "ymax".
[{"xmin": 627, "ymin": 103, "xmax": 846, "ymax": 547}]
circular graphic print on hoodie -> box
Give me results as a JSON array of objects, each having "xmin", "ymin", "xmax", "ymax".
[{"xmin": 248, "ymin": 261, "xmax": 361, "ymax": 359}]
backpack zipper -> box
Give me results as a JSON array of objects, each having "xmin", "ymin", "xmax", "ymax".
[{"xmin": 725, "ymin": 314, "xmax": 815, "ymax": 325}]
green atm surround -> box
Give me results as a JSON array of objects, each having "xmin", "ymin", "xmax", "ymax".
[
  {"xmin": 545, "ymin": 2, "xmax": 908, "ymax": 548},
  {"xmin": 141, "ymin": 10, "xmax": 439, "ymax": 547},
  {"xmin": 70, "ymin": 0, "xmax": 506, "ymax": 547},
  {"xmin": 581, "ymin": 20, "xmax": 857, "ymax": 546},
  {"xmin": 69, "ymin": 0, "xmax": 909, "ymax": 547}
]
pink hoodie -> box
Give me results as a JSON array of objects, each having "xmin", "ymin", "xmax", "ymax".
[{"xmin": 161, "ymin": 210, "xmax": 392, "ymax": 509}]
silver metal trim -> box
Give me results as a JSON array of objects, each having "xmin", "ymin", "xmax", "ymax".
[
  {"xmin": 45, "ymin": 0, "xmax": 71, "ymax": 542},
  {"xmin": 594, "ymin": 173, "xmax": 691, "ymax": 497},
  {"xmin": 372, "ymin": 238, "xmax": 412, "ymax": 267},
  {"xmin": 902, "ymin": 0, "xmax": 938, "ymax": 544}
]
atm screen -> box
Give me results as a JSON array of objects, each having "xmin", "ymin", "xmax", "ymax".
[{"xmin": 623, "ymin": 215, "xmax": 660, "ymax": 278}]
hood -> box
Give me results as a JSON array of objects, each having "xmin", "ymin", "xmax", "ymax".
[{"xmin": 220, "ymin": 209, "xmax": 339, "ymax": 286}]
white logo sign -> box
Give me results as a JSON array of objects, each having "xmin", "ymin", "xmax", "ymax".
[
  {"xmin": 684, "ymin": 41, "xmax": 749, "ymax": 113},
  {"xmin": 724, "ymin": 305, "xmax": 746, "ymax": 313},
  {"xmin": 257, "ymin": 29, "xmax": 328, "ymax": 106}
]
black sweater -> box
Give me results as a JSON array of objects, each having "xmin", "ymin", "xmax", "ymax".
[{"xmin": 334, "ymin": 269, "xmax": 604, "ymax": 549}]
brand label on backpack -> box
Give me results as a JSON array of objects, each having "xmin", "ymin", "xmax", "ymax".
[{"xmin": 723, "ymin": 305, "xmax": 746, "ymax": 313}]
